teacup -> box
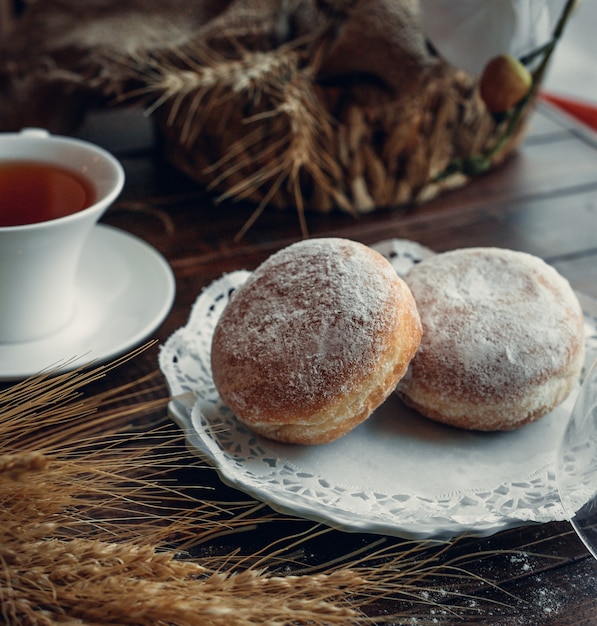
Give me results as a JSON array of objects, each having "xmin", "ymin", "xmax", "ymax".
[{"xmin": 0, "ymin": 128, "xmax": 125, "ymax": 343}]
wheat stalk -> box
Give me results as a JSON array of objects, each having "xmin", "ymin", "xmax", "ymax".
[
  {"xmin": 1, "ymin": 344, "xmax": 569, "ymax": 624},
  {"xmin": 113, "ymin": 36, "xmax": 345, "ymax": 238},
  {"xmin": 0, "ymin": 347, "xmax": 366, "ymax": 624}
]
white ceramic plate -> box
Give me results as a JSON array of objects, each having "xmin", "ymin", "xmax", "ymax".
[
  {"xmin": 159, "ymin": 239, "xmax": 597, "ymax": 539},
  {"xmin": 0, "ymin": 224, "xmax": 175, "ymax": 380}
]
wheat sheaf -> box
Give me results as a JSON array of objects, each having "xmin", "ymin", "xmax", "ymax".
[{"xmin": 1, "ymin": 345, "xmax": 565, "ymax": 625}]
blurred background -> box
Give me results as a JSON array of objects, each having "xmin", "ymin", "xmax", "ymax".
[
  {"xmin": 543, "ymin": 0, "xmax": 597, "ymax": 121},
  {"xmin": 1, "ymin": 0, "xmax": 596, "ymax": 124}
]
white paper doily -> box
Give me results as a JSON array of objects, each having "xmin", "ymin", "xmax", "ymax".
[{"xmin": 159, "ymin": 239, "xmax": 597, "ymax": 539}]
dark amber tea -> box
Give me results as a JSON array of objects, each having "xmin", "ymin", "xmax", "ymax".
[{"xmin": 0, "ymin": 160, "xmax": 96, "ymax": 227}]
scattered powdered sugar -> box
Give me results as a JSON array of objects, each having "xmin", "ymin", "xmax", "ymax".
[
  {"xmin": 211, "ymin": 238, "xmax": 406, "ymax": 418},
  {"xmin": 509, "ymin": 552, "xmax": 532, "ymax": 572}
]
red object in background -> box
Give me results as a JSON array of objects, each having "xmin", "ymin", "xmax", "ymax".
[{"xmin": 541, "ymin": 92, "xmax": 597, "ymax": 131}]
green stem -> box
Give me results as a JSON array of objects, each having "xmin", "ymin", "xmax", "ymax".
[{"xmin": 434, "ymin": 0, "xmax": 578, "ymax": 182}]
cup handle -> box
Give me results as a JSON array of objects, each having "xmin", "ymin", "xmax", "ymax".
[{"xmin": 20, "ymin": 128, "xmax": 51, "ymax": 138}]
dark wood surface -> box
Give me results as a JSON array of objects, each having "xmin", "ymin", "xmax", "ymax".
[{"xmin": 54, "ymin": 101, "xmax": 597, "ymax": 623}]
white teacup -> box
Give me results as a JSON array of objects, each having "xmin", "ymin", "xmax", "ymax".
[{"xmin": 0, "ymin": 128, "xmax": 125, "ymax": 343}]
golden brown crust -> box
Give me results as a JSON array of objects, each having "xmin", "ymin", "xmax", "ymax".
[
  {"xmin": 211, "ymin": 237, "xmax": 422, "ymax": 444},
  {"xmin": 397, "ymin": 247, "xmax": 585, "ymax": 431}
]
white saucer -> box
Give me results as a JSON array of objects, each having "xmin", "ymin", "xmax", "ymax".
[{"xmin": 0, "ymin": 224, "xmax": 176, "ymax": 381}]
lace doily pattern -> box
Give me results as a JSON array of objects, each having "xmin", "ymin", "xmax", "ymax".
[
  {"xmin": 577, "ymin": 292, "xmax": 597, "ymax": 382},
  {"xmin": 558, "ymin": 354, "xmax": 597, "ymax": 523},
  {"xmin": 159, "ymin": 239, "xmax": 597, "ymax": 539},
  {"xmin": 370, "ymin": 238, "xmax": 435, "ymax": 276},
  {"xmin": 159, "ymin": 271, "xmax": 251, "ymax": 409}
]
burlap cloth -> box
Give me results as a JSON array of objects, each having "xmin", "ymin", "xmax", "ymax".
[{"xmin": 0, "ymin": 1, "xmax": 536, "ymax": 216}]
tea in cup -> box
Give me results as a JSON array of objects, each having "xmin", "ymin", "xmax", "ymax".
[
  {"xmin": 0, "ymin": 128, "xmax": 125, "ymax": 343},
  {"xmin": 0, "ymin": 160, "xmax": 96, "ymax": 227}
]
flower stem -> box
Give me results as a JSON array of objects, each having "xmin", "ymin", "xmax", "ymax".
[{"xmin": 434, "ymin": 0, "xmax": 578, "ymax": 182}]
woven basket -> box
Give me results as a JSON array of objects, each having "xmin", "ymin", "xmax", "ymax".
[
  {"xmin": 147, "ymin": 2, "xmax": 534, "ymax": 218},
  {"xmin": 0, "ymin": 0, "xmax": 547, "ymax": 221}
]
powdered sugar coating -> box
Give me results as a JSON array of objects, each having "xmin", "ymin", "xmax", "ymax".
[
  {"xmin": 398, "ymin": 247, "xmax": 585, "ymax": 429},
  {"xmin": 211, "ymin": 237, "xmax": 416, "ymax": 430}
]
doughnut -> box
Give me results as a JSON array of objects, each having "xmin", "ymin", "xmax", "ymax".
[
  {"xmin": 210, "ymin": 238, "xmax": 422, "ymax": 444},
  {"xmin": 396, "ymin": 247, "xmax": 585, "ymax": 431}
]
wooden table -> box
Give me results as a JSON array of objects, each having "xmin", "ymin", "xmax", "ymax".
[{"xmin": 26, "ymin": 101, "xmax": 597, "ymax": 623}]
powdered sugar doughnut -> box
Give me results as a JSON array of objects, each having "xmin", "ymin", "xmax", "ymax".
[
  {"xmin": 397, "ymin": 247, "xmax": 585, "ymax": 431},
  {"xmin": 211, "ymin": 238, "xmax": 422, "ymax": 444}
]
